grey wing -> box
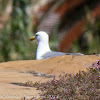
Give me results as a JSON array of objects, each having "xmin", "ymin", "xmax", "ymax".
[
  {"xmin": 65, "ymin": 53, "xmax": 84, "ymax": 55},
  {"xmin": 42, "ymin": 51, "xmax": 84, "ymax": 59},
  {"xmin": 42, "ymin": 51, "xmax": 66, "ymax": 59}
]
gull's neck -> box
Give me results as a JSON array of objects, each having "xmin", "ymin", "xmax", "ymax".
[{"xmin": 36, "ymin": 40, "xmax": 51, "ymax": 60}]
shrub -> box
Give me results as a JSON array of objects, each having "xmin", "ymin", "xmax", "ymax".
[{"xmin": 25, "ymin": 60, "xmax": 100, "ymax": 100}]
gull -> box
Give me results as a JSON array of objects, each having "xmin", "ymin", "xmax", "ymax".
[{"xmin": 30, "ymin": 31, "xmax": 84, "ymax": 60}]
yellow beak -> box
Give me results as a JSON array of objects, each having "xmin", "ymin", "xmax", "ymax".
[{"xmin": 30, "ymin": 36, "xmax": 35, "ymax": 41}]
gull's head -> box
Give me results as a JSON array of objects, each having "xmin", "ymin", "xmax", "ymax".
[{"xmin": 30, "ymin": 31, "xmax": 49, "ymax": 42}]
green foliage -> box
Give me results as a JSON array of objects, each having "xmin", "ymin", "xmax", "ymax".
[
  {"xmin": 0, "ymin": 0, "xmax": 6, "ymax": 12},
  {"xmin": 0, "ymin": 0, "xmax": 36, "ymax": 62},
  {"xmin": 72, "ymin": 16, "xmax": 100, "ymax": 55},
  {"xmin": 10, "ymin": 0, "xmax": 31, "ymax": 60}
]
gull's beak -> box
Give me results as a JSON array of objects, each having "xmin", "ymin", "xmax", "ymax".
[{"xmin": 30, "ymin": 36, "xmax": 35, "ymax": 41}]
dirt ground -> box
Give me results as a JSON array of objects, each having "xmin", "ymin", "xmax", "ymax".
[{"xmin": 0, "ymin": 55, "xmax": 100, "ymax": 100}]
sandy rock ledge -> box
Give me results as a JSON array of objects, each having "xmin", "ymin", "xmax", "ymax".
[{"xmin": 0, "ymin": 55, "xmax": 100, "ymax": 100}]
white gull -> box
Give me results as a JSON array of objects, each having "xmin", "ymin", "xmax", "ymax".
[{"xmin": 30, "ymin": 31, "xmax": 84, "ymax": 60}]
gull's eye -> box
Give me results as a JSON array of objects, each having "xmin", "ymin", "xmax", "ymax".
[{"xmin": 35, "ymin": 34, "xmax": 38, "ymax": 37}]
